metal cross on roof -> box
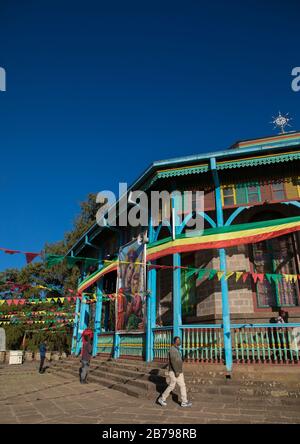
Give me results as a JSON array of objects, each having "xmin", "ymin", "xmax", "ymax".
[{"xmin": 271, "ymin": 112, "xmax": 292, "ymax": 134}]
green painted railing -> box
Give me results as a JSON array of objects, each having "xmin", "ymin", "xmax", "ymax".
[
  {"xmin": 153, "ymin": 328, "xmax": 173, "ymax": 361},
  {"xmin": 232, "ymin": 325, "xmax": 300, "ymax": 364},
  {"xmin": 97, "ymin": 332, "xmax": 114, "ymax": 356},
  {"xmin": 182, "ymin": 326, "xmax": 224, "ymax": 363},
  {"xmin": 119, "ymin": 333, "xmax": 145, "ymax": 359}
]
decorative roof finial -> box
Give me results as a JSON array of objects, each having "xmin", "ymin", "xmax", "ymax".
[{"xmin": 271, "ymin": 112, "xmax": 292, "ymax": 134}]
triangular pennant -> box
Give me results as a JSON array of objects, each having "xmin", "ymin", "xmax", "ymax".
[
  {"xmin": 251, "ymin": 273, "xmax": 264, "ymax": 283},
  {"xmin": 225, "ymin": 272, "xmax": 234, "ymax": 280},
  {"xmin": 25, "ymin": 252, "xmax": 40, "ymax": 263},
  {"xmin": 266, "ymin": 273, "xmax": 273, "ymax": 283},
  {"xmin": 208, "ymin": 269, "xmax": 218, "ymax": 280},
  {"xmin": 272, "ymin": 274, "xmax": 282, "ymax": 283},
  {"xmin": 217, "ymin": 272, "xmax": 224, "ymax": 281},
  {"xmin": 242, "ymin": 272, "xmax": 250, "ymax": 283},
  {"xmin": 197, "ymin": 269, "xmax": 207, "ymax": 280},
  {"xmin": 235, "ymin": 272, "xmax": 244, "ymax": 282},
  {"xmin": 45, "ymin": 254, "xmax": 65, "ymax": 268}
]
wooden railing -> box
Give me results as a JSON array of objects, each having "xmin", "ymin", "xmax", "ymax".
[
  {"xmin": 153, "ymin": 327, "xmax": 173, "ymax": 361},
  {"xmin": 231, "ymin": 324, "xmax": 300, "ymax": 364},
  {"xmin": 181, "ymin": 325, "xmax": 224, "ymax": 363}
]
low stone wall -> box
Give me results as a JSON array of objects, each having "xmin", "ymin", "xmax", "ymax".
[{"xmin": 0, "ymin": 350, "xmax": 68, "ymax": 364}]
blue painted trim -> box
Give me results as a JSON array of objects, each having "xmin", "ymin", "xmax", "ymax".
[
  {"xmin": 114, "ymin": 333, "xmax": 120, "ymax": 359},
  {"xmin": 76, "ymin": 296, "xmax": 90, "ymax": 355},
  {"xmin": 232, "ymin": 323, "xmax": 300, "ymax": 328},
  {"xmin": 153, "ymin": 222, "xmax": 172, "ymax": 242},
  {"xmin": 210, "ymin": 157, "xmax": 232, "ymax": 373},
  {"xmin": 180, "ymin": 324, "xmax": 223, "ymax": 329},
  {"xmin": 173, "ymin": 253, "xmax": 182, "ymax": 341},
  {"xmin": 225, "ymin": 206, "xmax": 250, "ymax": 226},
  {"xmin": 283, "ymin": 201, "xmax": 300, "ymax": 209},
  {"xmin": 93, "ymin": 281, "xmax": 103, "ymax": 356},
  {"xmin": 152, "ymin": 326, "xmax": 173, "ymax": 331},
  {"xmin": 179, "ymin": 211, "xmax": 216, "ymax": 233},
  {"xmin": 71, "ymin": 296, "xmax": 80, "ymax": 354},
  {"xmin": 146, "ymin": 266, "xmax": 157, "ymax": 361}
]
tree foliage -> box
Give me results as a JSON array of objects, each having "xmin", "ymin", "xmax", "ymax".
[{"xmin": 0, "ymin": 193, "xmax": 99, "ymax": 352}]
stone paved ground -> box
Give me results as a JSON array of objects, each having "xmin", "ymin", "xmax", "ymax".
[{"xmin": 0, "ymin": 363, "xmax": 300, "ymax": 424}]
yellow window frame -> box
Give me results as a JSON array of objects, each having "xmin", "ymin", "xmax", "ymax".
[{"xmin": 221, "ymin": 185, "xmax": 237, "ymax": 206}]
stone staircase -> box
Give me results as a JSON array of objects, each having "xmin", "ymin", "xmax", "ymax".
[{"xmin": 48, "ymin": 356, "xmax": 300, "ymax": 406}]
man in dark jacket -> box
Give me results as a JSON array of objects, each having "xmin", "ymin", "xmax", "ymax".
[
  {"xmin": 158, "ymin": 336, "xmax": 192, "ymax": 407},
  {"xmin": 79, "ymin": 334, "xmax": 92, "ymax": 384},
  {"xmin": 39, "ymin": 341, "xmax": 47, "ymax": 374}
]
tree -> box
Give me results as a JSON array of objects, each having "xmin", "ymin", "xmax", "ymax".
[{"xmin": 0, "ymin": 193, "xmax": 99, "ymax": 352}]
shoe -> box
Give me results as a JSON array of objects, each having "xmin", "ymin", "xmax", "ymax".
[
  {"xmin": 181, "ymin": 401, "xmax": 192, "ymax": 408},
  {"xmin": 157, "ymin": 397, "xmax": 167, "ymax": 407}
]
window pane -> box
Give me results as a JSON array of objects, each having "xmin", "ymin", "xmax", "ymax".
[
  {"xmin": 272, "ymin": 183, "xmax": 285, "ymax": 200},
  {"xmin": 248, "ymin": 193, "xmax": 259, "ymax": 203},
  {"xmin": 273, "ymin": 190, "xmax": 285, "ymax": 200},
  {"xmin": 223, "ymin": 188, "xmax": 234, "ymax": 197},
  {"xmin": 224, "ymin": 196, "xmax": 235, "ymax": 206},
  {"xmin": 272, "ymin": 183, "xmax": 284, "ymax": 191}
]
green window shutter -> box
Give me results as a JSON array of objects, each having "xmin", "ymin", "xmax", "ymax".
[{"xmin": 236, "ymin": 184, "xmax": 247, "ymax": 204}]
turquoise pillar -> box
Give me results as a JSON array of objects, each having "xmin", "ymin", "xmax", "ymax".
[
  {"xmin": 172, "ymin": 193, "xmax": 182, "ymax": 341},
  {"xmin": 146, "ymin": 265, "xmax": 157, "ymax": 361},
  {"xmin": 210, "ymin": 157, "xmax": 233, "ymax": 373},
  {"xmin": 76, "ymin": 295, "xmax": 90, "ymax": 355},
  {"xmin": 71, "ymin": 296, "xmax": 80, "ymax": 354},
  {"xmin": 146, "ymin": 217, "xmax": 157, "ymax": 361},
  {"xmin": 114, "ymin": 333, "xmax": 120, "ymax": 359},
  {"xmin": 93, "ymin": 281, "xmax": 103, "ymax": 356},
  {"xmin": 173, "ymin": 253, "xmax": 182, "ymax": 340}
]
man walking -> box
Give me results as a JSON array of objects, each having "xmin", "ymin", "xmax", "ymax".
[
  {"xmin": 79, "ymin": 334, "xmax": 92, "ymax": 384},
  {"xmin": 158, "ymin": 336, "xmax": 192, "ymax": 408},
  {"xmin": 39, "ymin": 341, "xmax": 47, "ymax": 374}
]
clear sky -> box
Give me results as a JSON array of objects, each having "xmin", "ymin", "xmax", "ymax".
[{"xmin": 0, "ymin": 0, "xmax": 299, "ymax": 270}]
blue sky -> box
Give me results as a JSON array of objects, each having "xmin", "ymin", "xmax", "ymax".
[{"xmin": 0, "ymin": 0, "xmax": 299, "ymax": 270}]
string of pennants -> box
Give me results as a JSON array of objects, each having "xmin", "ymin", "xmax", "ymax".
[
  {"xmin": 182, "ymin": 268, "xmax": 300, "ymax": 284},
  {"xmin": 0, "ymin": 293, "xmax": 115, "ymax": 306},
  {"xmin": 45, "ymin": 255, "xmax": 300, "ymax": 285},
  {"xmin": 0, "ymin": 248, "xmax": 41, "ymax": 263},
  {"xmin": 0, "ymin": 319, "xmax": 74, "ymax": 326},
  {"xmin": 0, "ymin": 282, "xmax": 72, "ymax": 295},
  {"xmin": 0, "ymin": 310, "xmax": 74, "ymax": 317}
]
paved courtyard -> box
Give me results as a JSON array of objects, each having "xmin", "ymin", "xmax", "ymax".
[{"xmin": 0, "ymin": 363, "xmax": 300, "ymax": 424}]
